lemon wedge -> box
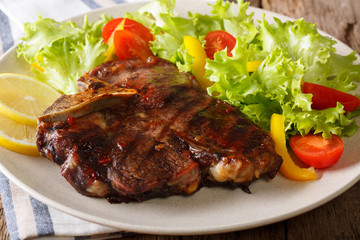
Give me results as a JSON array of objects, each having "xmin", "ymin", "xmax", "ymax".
[
  {"xmin": 0, "ymin": 73, "xmax": 61, "ymax": 126},
  {"xmin": 0, "ymin": 113, "xmax": 39, "ymax": 156}
]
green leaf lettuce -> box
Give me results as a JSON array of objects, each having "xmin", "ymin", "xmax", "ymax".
[{"xmin": 17, "ymin": 15, "xmax": 109, "ymax": 94}]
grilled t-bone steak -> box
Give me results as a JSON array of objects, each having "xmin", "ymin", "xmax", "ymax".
[{"xmin": 37, "ymin": 57, "xmax": 282, "ymax": 203}]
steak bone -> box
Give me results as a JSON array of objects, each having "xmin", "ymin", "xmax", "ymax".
[{"xmin": 38, "ymin": 85, "xmax": 137, "ymax": 123}]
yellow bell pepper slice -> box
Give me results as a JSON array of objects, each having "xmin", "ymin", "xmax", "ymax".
[
  {"xmin": 270, "ymin": 113, "xmax": 317, "ymax": 181},
  {"xmin": 31, "ymin": 62, "xmax": 44, "ymax": 72},
  {"xmin": 246, "ymin": 60, "xmax": 262, "ymax": 72},
  {"xmin": 30, "ymin": 55, "xmax": 45, "ymax": 72},
  {"xmin": 183, "ymin": 35, "xmax": 213, "ymax": 90}
]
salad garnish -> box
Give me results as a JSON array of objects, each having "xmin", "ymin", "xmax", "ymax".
[{"xmin": 17, "ymin": 15, "xmax": 110, "ymax": 94}]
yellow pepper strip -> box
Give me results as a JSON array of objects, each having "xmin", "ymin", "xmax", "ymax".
[
  {"xmin": 30, "ymin": 55, "xmax": 45, "ymax": 72},
  {"xmin": 246, "ymin": 60, "xmax": 262, "ymax": 72},
  {"xmin": 183, "ymin": 35, "xmax": 213, "ymax": 90},
  {"xmin": 105, "ymin": 19, "xmax": 126, "ymax": 61},
  {"xmin": 270, "ymin": 113, "xmax": 317, "ymax": 181},
  {"xmin": 30, "ymin": 62, "xmax": 44, "ymax": 72}
]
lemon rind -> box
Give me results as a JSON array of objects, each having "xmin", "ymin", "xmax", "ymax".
[
  {"xmin": 0, "ymin": 133, "xmax": 39, "ymax": 156},
  {"xmin": 0, "ymin": 102, "xmax": 37, "ymax": 126}
]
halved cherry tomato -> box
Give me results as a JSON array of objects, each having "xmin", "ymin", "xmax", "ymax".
[
  {"xmin": 113, "ymin": 30, "xmax": 153, "ymax": 61},
  {"xmin": 102, "ymin": 18, "xmax": 123, "ymax": 43},
  {"xmin": 102, "ymin": 18, "xmax": 153, "ymax": 43},
  {"xmin": 302, "ymin": 82, "xmax": 360, "ymax": 112},
  {"xmin": 204, "ymin": 30, "xmax": 236, "ymax": 60},
  {"xmin": 289, "ymin": 134, "xmax": 344, "ymax": 168}
]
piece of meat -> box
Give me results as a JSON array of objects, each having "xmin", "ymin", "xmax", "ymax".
[{"xmin": 37, "ymin": 57, "xmax": 282, "ymax": 203}]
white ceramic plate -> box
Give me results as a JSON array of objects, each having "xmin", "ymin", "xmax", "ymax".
[{"xmin": 0, "ymin": 0, "xmax": 359, "ymax": 235}]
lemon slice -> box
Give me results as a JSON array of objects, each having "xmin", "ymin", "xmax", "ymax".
[
  {"xmin": 0, "ymin": 113, "xmax": 39, "ymax": 156},
  {"xmin": 0, "ymin": 73, "xmax": 61, "ymax": 126}
]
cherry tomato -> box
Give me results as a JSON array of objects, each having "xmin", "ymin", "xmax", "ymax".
[
  {"xmin": 102, "ymin": 18, "xmax": 123, "ymax": 43},
  {"xmin": 113, "ymin": 30, "xmax": 153, "ymax": 61},
  {"xmin": 204, "ymin": 30, "xmax": 236, "ymax": 60},
  {"xmin": 102, "ymin": 18, "xmax": 154, "ymax": 44},
  {"xmin": 289, "ymin": 134, "xmax": 344, "ymax": 168},
  {"xmin": 302, "ymin": 82, "xmax": 360, "ymax": 112}
]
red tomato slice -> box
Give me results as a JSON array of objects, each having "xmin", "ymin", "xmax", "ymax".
[
  {"xmin": 204, "ymin": 30, "xmax": 236, "ymax": 60},
  {"xmin": 289, "ymin": 134, "xmax": 344, "ymax": 168},
  {"xmin": 113, "ymin": 29, "xmax": 153, "ymax": 61},
  {"xmin": 102, "ymin": 18, "xmax": 154, "ymax": 43},
  {"xmin": 102, "ymin": 18, "xmax": 123, "ymax": 43},
  {"xmin": 302, "ymin": 82, "xmax": 360, "ymax": 112}
]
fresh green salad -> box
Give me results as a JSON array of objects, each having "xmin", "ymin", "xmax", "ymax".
[
  {"xmin": 17, "ymin": 0, "xmax": 360, "ymax": 141},
  {"xmin": 17, "ymin": 15, "xmax": 109, "ymax": 94}
]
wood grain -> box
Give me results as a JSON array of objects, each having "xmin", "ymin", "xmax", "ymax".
[
  {"xmin": 0, "ymin": 1, "xmax": 359, "ymax": 240},
  {"xmin": 286, "ymin": 182, "xmax": 360, "ymax": 240}
]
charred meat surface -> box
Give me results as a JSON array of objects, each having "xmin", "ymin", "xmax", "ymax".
[{"xmin": 37, "ymin": 57, "xmax": 282, "ymax": 203}]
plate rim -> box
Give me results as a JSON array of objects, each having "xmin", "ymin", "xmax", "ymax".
[{"xmin": 0, "ymin": 0, "xmax": 359, "ymax": 235}]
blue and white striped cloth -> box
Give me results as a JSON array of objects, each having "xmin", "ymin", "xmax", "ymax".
[{"xmin": 0, "ymin": 1, "xmax": 145, "ymax": 239}]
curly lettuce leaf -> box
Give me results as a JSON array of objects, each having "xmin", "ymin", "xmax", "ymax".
[
  {"xmin": 257, "ymin": 16, "xmax": 360, "ymax": 91},
  {"xmin": 305, "ymin": 51, "xmax": 360, "ymax": 92},
  {"xmin": 207, "ymin": 39, "xmax": 258, "ymax": 101},
  {"xmin": 17, "ymin": 15, "xmax": 109, "ymax": 94},
  {"xmin": 191, "ymin": 0, "xmax": 258, "ymax": 43},
  {"xmin": 124, "ymin": 0, "xmax": 175, "ymax": 28},
  {"xmin": 150, "ymin": 14, "xmax": 195, "ymax": 64}
]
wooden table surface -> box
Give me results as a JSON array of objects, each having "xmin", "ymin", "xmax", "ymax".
[{"xmin": 1, "ymin": 0, "xmax": 359, "ymax": 239}]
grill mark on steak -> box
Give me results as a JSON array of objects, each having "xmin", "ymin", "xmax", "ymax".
[
  {"xmin": 109, "ymin": 131, "xmax": 199, "ymax": 197},
  {"xmin": 37, "ymin": 57, "xmax": 282, "ymax": 203}
]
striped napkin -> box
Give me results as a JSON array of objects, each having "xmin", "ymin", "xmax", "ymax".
[{"xmin": 0, "ymin": 0, "xmax": 146, "ymax": 239}]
